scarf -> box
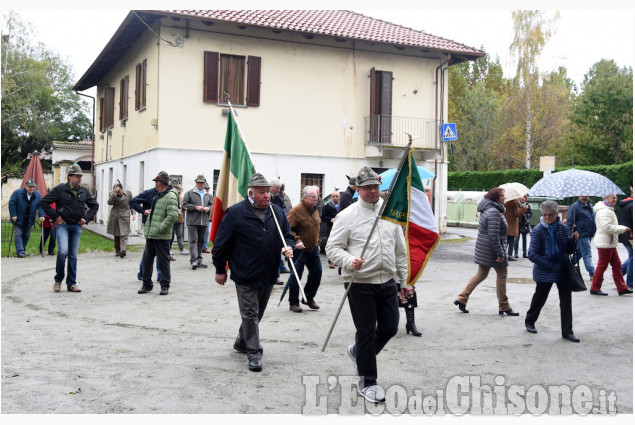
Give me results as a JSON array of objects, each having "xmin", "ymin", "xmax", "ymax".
[{"xmin": 539, "ymin": 216, "xmax": 561, "ymax": 261}]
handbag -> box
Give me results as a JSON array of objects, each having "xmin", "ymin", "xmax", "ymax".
[{"xmin": 566, "ymin": 256, "xmax": 587, "ymax": 292}]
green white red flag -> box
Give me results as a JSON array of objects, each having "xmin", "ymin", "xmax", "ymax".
[
  {"xmin": 209, "ymin": 112, "xmax": 255, "ymax": 244},
  {"xmin": 381, "ymin": 148, "xmax": 440, "ymax": 285}
]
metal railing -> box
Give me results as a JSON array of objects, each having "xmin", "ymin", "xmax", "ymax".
[{"xmin": 365, "ymin": 115, "xmax": 440, "ymax": 149}]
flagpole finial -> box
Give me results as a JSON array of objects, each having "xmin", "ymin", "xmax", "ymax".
[{"xmin": 404, "ymin": 133, "xmax": 419, "ymax": 144}]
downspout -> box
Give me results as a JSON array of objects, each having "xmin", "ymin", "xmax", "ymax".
[
  {"xmin": 76, "ymin": 91, "xmax": 96, "ymax": 195},
  {"xmin": 434, "ymin": 54, "xmax": 450, "ymax": 226}
]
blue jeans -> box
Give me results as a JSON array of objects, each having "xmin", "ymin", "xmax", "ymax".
[
  {"xmin": 203, "ymin": 221, "xmax": 211, "ymax": 249},
  {"xmin": 13, "ymin": 224, "xmax": 33, "ymax": 255},
  {"xmin": 55, "ymin": 223, "xmax": 82, "ymax": 288},
  {"xmin": 287, "ymin": 246, "xmax": 322, "ymax": 305},
  {"xmin": 622, "ymin": 243, "xmax": 633, "ymax": 288},
  {"xmin": 575, "ymin": 237, "xmax": 595, "ymax": 278}
]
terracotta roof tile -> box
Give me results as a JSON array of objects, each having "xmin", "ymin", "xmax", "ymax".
[{"xmin": 166, "ymin": 10, "xmax": 483, "ymax": 55}]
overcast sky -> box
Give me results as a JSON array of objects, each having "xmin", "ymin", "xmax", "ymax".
[{"xmin": 6, "ymin": 1, "xmax": 635, "ymax": 101}]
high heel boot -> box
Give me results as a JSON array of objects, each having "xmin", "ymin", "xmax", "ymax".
[{"xmin": 405, "ymin": 307, "xmax": 422, "ymax": 336}]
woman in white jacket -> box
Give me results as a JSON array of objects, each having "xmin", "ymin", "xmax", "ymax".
[{"xmin": 590, "ymin": 194, "xmax": 632, "ymax": 296}]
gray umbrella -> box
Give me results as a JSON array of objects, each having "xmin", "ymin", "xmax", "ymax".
[{"xmin": 529, "ymin": 169, "xmax": 624, "ymax": 198}]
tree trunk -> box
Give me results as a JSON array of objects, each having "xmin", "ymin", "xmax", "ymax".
[{"xmin": 525, "ymin": 97, "xmax": 532, "ymax": 168}]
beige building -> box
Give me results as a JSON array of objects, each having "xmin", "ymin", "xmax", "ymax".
[{"xmin": 74, "ymin": 10, "xmax": 483, "ymax": 231}]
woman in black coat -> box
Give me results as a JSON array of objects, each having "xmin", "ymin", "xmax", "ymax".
[
  {"xmin": 454, "ymin": 187, "xmax": 519, "ymax": 316},
  {"xmin": 526, "ymin": 200, "xmax": 579, "ymax": 342}
]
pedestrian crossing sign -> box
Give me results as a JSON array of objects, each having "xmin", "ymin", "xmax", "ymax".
[{"xmin": 441, "ymin": 123, "xmax": 458, "ymax": 141}]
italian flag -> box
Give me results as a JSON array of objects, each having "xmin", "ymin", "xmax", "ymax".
[
  {"xmin": 381, "ymin": 148, "xmax": 440, "ymax": 285},
  {"xmin": 209, "ymin": 112, "xmax": 255, "ymax": 244}
]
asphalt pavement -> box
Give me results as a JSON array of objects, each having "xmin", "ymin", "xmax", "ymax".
[{"xmin": 1, "ymin": 226, "xmax": 632, "ymax": 415}]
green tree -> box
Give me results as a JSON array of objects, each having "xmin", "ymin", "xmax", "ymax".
[
  {"xmin": 567, "ymin": 59, "xmax": 633, "ymax": 165},
  {"xmin": 509, "ymin": 10, "xmax": 560, "ymax": 168},
  {"xmin": 1, "ymin": 11, "xmax": 91, "ymax": 173}
]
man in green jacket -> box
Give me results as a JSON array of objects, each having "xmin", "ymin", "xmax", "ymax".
[{"xmin": 138, "ymin": 171, "xmax": 179, "ymax": 296}]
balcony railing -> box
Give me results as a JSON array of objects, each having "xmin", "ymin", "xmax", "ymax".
[{"xmin": 364, "ymin": 115, "xmax": 441, "ymax": 149}]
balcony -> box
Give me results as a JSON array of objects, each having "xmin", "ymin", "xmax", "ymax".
[{"xmin": 364, "ymin": 115, "xmax": 441, "ymax": 157}]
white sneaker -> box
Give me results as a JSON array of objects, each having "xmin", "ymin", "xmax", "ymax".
[
  {"xmin": 359, "ymin": 384, "xmax": 386, "ymax": 403},
  {"xmin": 347, "ymin": 344, "xmax": 358, "ymax": 375},
  {"xmin": 179, "ymin": 249, "xmax": 189, "ymax": 255},
  {"xmin": 169, "ymin": 250, "xmax": 174, "ymax": 255}
]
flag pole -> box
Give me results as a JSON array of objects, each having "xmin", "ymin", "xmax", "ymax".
[
  {"xmin": 225, "ymin": 97, "xmax": 307, "ymax": 303},
  {"xmin": 321, "ymin": 139, "xmax": 413, "ymax": 352}
]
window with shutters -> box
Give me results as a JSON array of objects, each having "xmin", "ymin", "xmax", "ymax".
[
  {"xmin": 120, "ymin": 75, "xmax": 129, "ymax": 121},
  {"xmin": 100, "ymin": 87, "xmax": 115, "ymax": 131},
  {"xmin": 135, "ymin": 59, "xmax": 147, "ymax": 111},
  {"xmin": 203, "ymin": 51, "xmax": 261, "ymax": 106},
  {"xmin": 369, "ymin": 68, "xmax": 393, "ymax": 144}
]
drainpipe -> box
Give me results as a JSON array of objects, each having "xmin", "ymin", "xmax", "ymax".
[
  {"xmin": 433, "ymin": 55, "xmax": 450, "ymax": 227},
  {"xmin": 76, "ymin": 91, "xmax": 96, "ymax": 195}
]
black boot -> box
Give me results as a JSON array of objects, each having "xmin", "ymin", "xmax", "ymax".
[{"xmin": 405, "ymin": 307, "xmax": 422, "ymax": 336}]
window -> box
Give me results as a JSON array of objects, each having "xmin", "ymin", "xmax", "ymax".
[
  {"xmin": 212, "ymin": 170, "xmax": 220, "ymax": 197},
  {"xmin": 300, "ymin": 173, "xmax": 324, "ymax": 198},
  {"xmin": 170, "ymin": 174, "xmax": 182, "ymax": 188},
  {"xmin": 204, "ymin": 51, "xmax": 261, "ymax": 106},
  {"xmin": 369, "ymin": 67, "xmax": 393, "ymax": 144},
  {"xmin": 120, "ymin": 75, "xmax": 129, "ymax": 120},
  {"xmin": 100, "ymin": 87, "xmax": 115, "ymax": 132},
  {"xmin": 135, "ymin": 59, "xmax": 147, "ymax": 111}
]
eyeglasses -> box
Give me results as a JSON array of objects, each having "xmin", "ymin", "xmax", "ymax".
[
  {"xmin": 305, "ymin": 195, "xmax": 317, "ymax": 199},
  {"xmin": 542, "ymin": 213, "xmax": 557, "ymax": 218}
]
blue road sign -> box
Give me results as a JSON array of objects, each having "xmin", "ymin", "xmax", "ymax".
[{"xmin": 441, "ymin": 123, "xmax": 458, "ymax": 141}]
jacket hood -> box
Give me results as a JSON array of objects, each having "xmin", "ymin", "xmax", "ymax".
[
  {"xmin": 593, "ymin": 200, "xmax": 612, "ymax": 213},
  {"xmin": 619, "ymin": 197, "xmax": 633, "ymax": 208},
  {"xmin": 477, "ymin": 197, "xmax": 504, "ymax": 214}
]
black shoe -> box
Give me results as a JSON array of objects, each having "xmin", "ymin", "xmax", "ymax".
[
  {"xmin": 508, "ymin": 257, "xmax": 516, "ymax": 261},
  {"xmin": 233, "ymin": 344, "xmax": 248, "ymax": 354},
  {"xmin": 160, "ymin": 287, "xmax": 169, "ymax": 295},
  {"xmin": 523, "ymin": 254, "xmax": 528, "ymax": 258},
  {"xmin": 562, "ymin": 333, "xmax": 580, "ymax": 343},
  {"xmin": 514, "ymin": 255, "xmax": 519, "ymax": 258},
  {"xmin": 526, "ymin": 323, "xmax": 537, "ymax": 333},
  {"xmin": 590, "ymin": 290, "xmax": 608, "ymax": 296},
  {"xmin": 618, "ymin": 289, "xmax": 633, "ymax": 295},
  {"xmin": 120, "ymin": 251, "xmax": 126, "ymax": 258},
  {"xmin": 248, "ymin": 355, "xmax": 262, "ymax": 372},
  {"xmin": 191, "ymin": 264, "xmax": 198, "ymax": 270},
  {"xmin": 138, "ymin": 285, "xmax": 153, "ymax": 294},
  {"xmin": 499, "ymin": 309, "xmax": 520, "ymax": 316},
  {"xmin": 198, "ymin": 263, "xmax": 207, "ymax": 268},
  {"xmin": 454, "ymin": 300, "xmax": 469, "ymax": 313}
]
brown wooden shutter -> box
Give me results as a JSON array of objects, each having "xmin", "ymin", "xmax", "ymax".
[
  {"xmin": 246, "ymin": 55, "xmax": 261, "ymax": 106},
  {"xmin": 120, "ymin": 75, "xmax": 129, "ymax": 120},
  {"xmin": 141, "ymin": 59, "xmax": 147, "ymax": 108},
  {"xmin": 369, "ymin": 67, "xmax": 377, "ymax": 115},
  {"xmin": 380, "ymin": 71, "xmax": 392, "ymax": 116},
  {"xmin": 99, "ymin": 97, "xmax": 104, "ymax": 132},
  {"xmin": 135, "ymin": 63, "xmax": 141, "ymax": 110},
  {"xmin": 104, "ymin": 87, "xmax": 115, "ymax": 128},
  {"xmin": 204, "ymin": 51, "xmax": 219, "ymax": 102}
]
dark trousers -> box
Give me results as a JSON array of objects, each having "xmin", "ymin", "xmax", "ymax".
[
  {"xmin": 40, "ymin": 226, "xmax": 56, "ymax": 254},
  {"xmin": 507, "ymin": 235, "xmax": 516, "ymax": 256},
  {"xmin": 287, "ymin": 246, "xmax": 322, "ymax": 305},
  {"xmin": 346, "ymin": 279, "xmax": 399, "ymax": 388},
  {"xmin": 525, "ymin": 281, "xmax": 573, "ymax": 336},
  {"xmin": 142, "ymin": 239, "xmax": 171, "ymax": 287},
  {"xmin": 514, "ymin": 232, "xmax": 528, "ymax": 256},
  {"xmin": 188, "ymin": 224, "xmax": 207, "ymax": 265},
  {"xmin": 234, "ymin": 283, "xmax": 274, "ymax": 355}
]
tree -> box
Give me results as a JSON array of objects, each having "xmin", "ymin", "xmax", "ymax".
[
  {"xmin": 509, "ymin": 10, "xmax": 560, "ymax": 168},
  {"xmin": 1, "ymin": 11, "xmax": 91, "ymax": 173},
  {"xmin": 567, "ymin": 59, "xmax": 633, "ymax": 165}
]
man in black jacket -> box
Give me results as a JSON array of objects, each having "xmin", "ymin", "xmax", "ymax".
[
  {"xmin": 618, "ymin": 183, "xmax": 633, "ymax": 289},
  {"xmin": 338, "ymin": 175, "xmax": 357, "ymax": 212},
  {"xmin": 41, "ymin": 164, "xmax": 99, "ymax": 293},
  {"xmin": 213, "ymin": 173, "xmax": 294, "ymax": 372}
]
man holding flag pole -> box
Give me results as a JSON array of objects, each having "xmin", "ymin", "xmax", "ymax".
[{"xmin": 325, "ymin": 142, "xmax": 439, "ymax": 403}]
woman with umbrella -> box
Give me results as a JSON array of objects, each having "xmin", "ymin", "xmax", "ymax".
[
  {"xmin": 590, "ymin": 194, "xmax": 632, "ymax": 296},
  {"xmin": 454, "ymin": 187, "xmax": 520, "ymax": 316},
  {"xmin": 525, "ymin": 200, "xmax": 580, "ymax": 342}
]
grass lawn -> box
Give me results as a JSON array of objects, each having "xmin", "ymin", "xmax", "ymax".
[{"xmin": 1, "ymin": 222, "xmax": 144, "ymax": 257}]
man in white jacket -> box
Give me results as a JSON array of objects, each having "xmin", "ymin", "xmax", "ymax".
[
  {"xmin": 326, "ymin": 166, "xmax": 409, "ymax": 403},
  {"xmin": 590, "ymin": 194, "xmax": 632, "ymax": 296}
]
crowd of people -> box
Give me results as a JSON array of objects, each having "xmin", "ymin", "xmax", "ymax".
[{"xmin": 7, "ymin": 163, "xmax": 633, "ymax": 404}]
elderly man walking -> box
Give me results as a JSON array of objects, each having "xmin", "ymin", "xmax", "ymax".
[
  {"xmin": 286, "ymin": 185, "xmax": 323, "ymax": 313},
  {"xmin": 8, "ymin": 178, "xmax": 45, "ymax": 257},
  {"xmin": 213, "ymin": 173, "xmax": 294, "ymax": 372},
  {"xmin": 137, "ymin": 171, "xmax": 179, "ymax": 296},
  {"xmin": 41, "ymin": 164, "xmax": 99, "ymax": 292},
  {"xmin": 321, "ymin": 190, "xmax": 341, "ymax": 268},
  {"xmin": 182, "ymin": 175, "xmax": 213, "ymax": 270},
  {"xmin": 326, "ymin": 166, "xmax": 408, "ymax": 403}
]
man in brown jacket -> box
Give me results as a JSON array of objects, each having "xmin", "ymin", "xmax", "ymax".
[
  {"xmin": 504, "ymin": 197, "xmax": 529, "ymax": 261},
  {"xmin": 286, "ymin": 185, "xmax": 322, "ymax": 312}
]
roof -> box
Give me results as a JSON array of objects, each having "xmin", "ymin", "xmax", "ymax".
[
  {"xmin": 52, "ymin": 140, "xmax": 93, "ymax": 151},
  {"xmin": 74, "ymin": 10, "xmax": 485, "ymax": 91}
]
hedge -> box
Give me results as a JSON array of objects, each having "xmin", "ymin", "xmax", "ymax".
[{"xmin": 448, "ymin": 161, "xmax": 633, "ymax": 197}]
